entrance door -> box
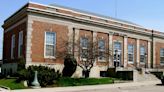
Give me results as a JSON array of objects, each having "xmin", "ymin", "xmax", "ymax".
[{"xmin": 113, "ymin": 42, "xmax": 122, "ymax": 67}]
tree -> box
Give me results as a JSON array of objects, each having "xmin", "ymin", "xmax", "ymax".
[
  {"xmin": 77, "ymin": 38, "xmax": 111, "ymax": 78},
  {"xmin": 57, "ymin": 36, "xmax": 112, "ymax": 78}
]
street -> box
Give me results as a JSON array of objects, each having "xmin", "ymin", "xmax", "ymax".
[{"xmin": 76, "ymin": 85, "xmax": 164, "ymax": 92}]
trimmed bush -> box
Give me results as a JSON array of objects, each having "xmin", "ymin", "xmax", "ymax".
[
  {"xmin": 62, "ymin": 54, "xmax": 77, "ymax": 77},
  {"xmin": 17, "ymin": 65, "xmax": 61, "ymax": 87}
]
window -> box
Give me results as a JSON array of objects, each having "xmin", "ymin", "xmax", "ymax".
[
  {"xmin": 45, "ymin": 32, "xmax": 56, "ymax": 58},
  {"xmin": 128, "ymin": 44, "xmax": 134, "ymax": 63},
  {"xmin": 98, "ymin": 40, "xmax": 105, "ymax": 61},
  {"xmin": 160, "ymin": 48, "xmax": 164, "ymax": 64},
  {"xmin": 80, "ymin": 37, "xmax": 88, "ymax": 60},
  {"xmin": 114, "ymin": 42, "xmax": 121, "ymax": 50},
  {"xmin": 140, "ymin": 46, "xmax": 146, "ymax": 63},
  {"xmin": 11, "ymin": 35, "xmax": 15, "ymax": 59},
  {"xmin": 18, "ymin": 31, "xmax": 23, "ymax": 57},
  {"xmin": 113, "ymin": 42, "xmax": 122, "ymax": 67}
]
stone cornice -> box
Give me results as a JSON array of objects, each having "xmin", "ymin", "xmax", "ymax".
[
  {"xmin": 3, "ymin": 2, "xmax": 164, "ymax": 39},
  {"xmin": 27, "ymin": 7, "xmax": 155, "ymax": 37}
]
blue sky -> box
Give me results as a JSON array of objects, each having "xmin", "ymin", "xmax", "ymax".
[{"xmin": 0, "ymin": 0, "xmax": 164, "ymax": 59}]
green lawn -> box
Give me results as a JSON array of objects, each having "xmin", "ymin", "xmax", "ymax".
[
  {"xmin": 56, "ymin": 77, "xmax": 114, "ymax": 87},
  {"xmin": 0, "ymin": 78, "xmax": 27, "ymax": 90},
  {"xmin": 0, "ymin": 78, "xmax": 115, "ymax": 89}
]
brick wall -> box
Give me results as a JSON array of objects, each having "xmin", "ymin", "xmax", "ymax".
[
  {"xmin": 31, "ymin": 21, "xmax": 68, "ymax": 64},
  {"xmin": 3, "ymin": 22, "xmax": 27, "ymax": 62},
  {"xmin": 155, "ymin": 42, "xmax": 164, "ymax": 68}
]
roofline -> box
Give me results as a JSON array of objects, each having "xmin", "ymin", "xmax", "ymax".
[
  {"xmin": 28, "ymin": 1, "xmax": 144, "ymax": 28},
  {"xmin": 4, "ymin": 2, "xmax": 29, "ymax": 23},
  {"xmin": 3, "ymin": 1, "xmax": 161, "ymax": 34}
]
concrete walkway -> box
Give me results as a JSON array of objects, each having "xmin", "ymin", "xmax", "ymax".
[{"xmin": 11, "ymin": 80, "xmax": 161, "ymax": 92}]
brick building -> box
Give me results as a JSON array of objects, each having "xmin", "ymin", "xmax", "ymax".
[{"xmin": 1, "ymin": 2, "xmax": 164, "ymax": 77}]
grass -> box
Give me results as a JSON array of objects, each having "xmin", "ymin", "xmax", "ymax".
[
  {"xmin": 0, "ymin": 77, "xmax": 115, "ymax": 89},
  {"xmin": 56, "ymin": 77, "xmax": 114, "ymax": 87},
  {"xmin": 0, "ymin": 78, "xmax": 27, "ymax": 90}
]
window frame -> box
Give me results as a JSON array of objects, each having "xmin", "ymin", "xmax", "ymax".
[
  {"xmin": 80, "ymin": 37, "xmax": 89, "ymax": 61},
  {"xmin": 128, "ymin": 44, "xmax": 134, "ymax": 63},
  {"xmin": 160, "ymin": 48, "xmax": 164, "ymax": 64},
  {"xmin": 98, "ymin": 39, "xmax": 106, "ymax": 61},
  {"xmin": 11, "ymin": 34, "xmax": 15, "ymax": 59},
  {"xmin": 140, "ymin": 46, "xmax": 146, "ymax": 64},
  {"xmin": 18, "ymin": 31, "xmax": 23, "ymax": 57},
  {"xmin": 44, "ymin": 32, "xmax": 56, "ymax": 59}
]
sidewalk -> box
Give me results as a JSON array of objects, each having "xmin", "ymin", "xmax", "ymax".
[{"xmin": 11, "ymin": 80, "xmax": 161, "ymax": 92}]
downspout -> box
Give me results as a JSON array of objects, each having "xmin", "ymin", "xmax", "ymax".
[
  {"xmin": 151, "ymin": 30, "xmax": 154, "ymax": 68},
  {"xmin": 73, "ymin": 28, "xmax": 75, "ymax": 57}
]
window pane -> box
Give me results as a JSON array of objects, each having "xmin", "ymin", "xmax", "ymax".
[
  {"xmin": 46, "ymin": 45, "xmax": 55, "ymax": 56},
  {"xmin": 46, "ymin": 32, "xmax": 55, "ymax": 45},
  {"xmin": 160, "ymin": 49, "xmax": 164, "ymax": 56},
  {"xmin": 81, "ymin": 37, "xmax": 88, "ymax": 48},
  {"xmin": 98, "ymin": 40, "xmax": 105, "ymax": 50},
  {"xmin": 160, "ymin": 57, "xmax": 164, "ymax": 63},
  {"xmin": 99, "ymin": 51, "xmax": 105, "ymax": 60},
  {"xmin": 81, "ymin": 49, "xmax": 88, "ymax": 59},
  {"xmin": 160, "ymin": 48, "xmax": 164, "ymax": 64},
  {"xmin": 140, "ymin": 46, "xmax": 145, "ymax": 55},
  {"xmin": 128, "ymin": 54, "xmax": 133, "ymax": 62},
  {"xmin": 114, "ymin": 42, "xmax": 121, "ymax": 50},
  {"xmin": 128, "ymin": 45, "xmax": 134, "ymax": 53},
  {"xmin": 140, "ymin": 55, "xmax": 145, "ymax": 63}
]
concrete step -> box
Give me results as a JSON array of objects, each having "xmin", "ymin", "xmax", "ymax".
[{"xmin": 134, "ymin": 69, "xmax": 159, "ymax": 82}]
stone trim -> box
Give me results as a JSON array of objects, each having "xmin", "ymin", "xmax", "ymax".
[
  {"xmin": 27, "ymin": 7, "xmax": 154, "ymax": 37},
  {"xmin": 93, "ymin": 31, "xmax": 97, "ymax": 66},
  {"xmin": 4, "ymin": 18, "xmax": 27, "ymax": 33},
  {"xmin": 28, "ymin": 14, "xmax": 152, "ymax": 41},
  {"xmin": 136, "ymin": 39, "xmax": 140, "ymax": 67},
  {"xmin": 153, "ymin": 40, "xmax": 156, "ymax": 68},
  {"xmin": 123, "ymin": 36, "xmax": 128, "ymax": 67},
  {"xmin": 109, "ymin": 32, "xmax": 113, "ymax": 67},
  {"xmin": 74, "ymin": 28, "xmax": 79, "ymax": 62},
  {"xmin": 26, "ymin": 15, "xmax": 33, "ymax": 64},
  {"xmin": 147, "ymin": 41, "xmax": 151, "ymax": 68}
]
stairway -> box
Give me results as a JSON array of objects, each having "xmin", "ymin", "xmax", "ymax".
[{"xmin": 133, "ymin": 69, "xmax": 159, "ymax": 82}]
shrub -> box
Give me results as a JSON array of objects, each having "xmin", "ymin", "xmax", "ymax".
[
  {"xmin": 62, "ymin": 54, "xmax": 77, "ymax": 77},
  {"xmin": 17, "ymin": 58, "xmax": 26, "ymax": 71},
  {"xmin": 17, "ymin": 65, "xmax": 61, "ymax": 87}
]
